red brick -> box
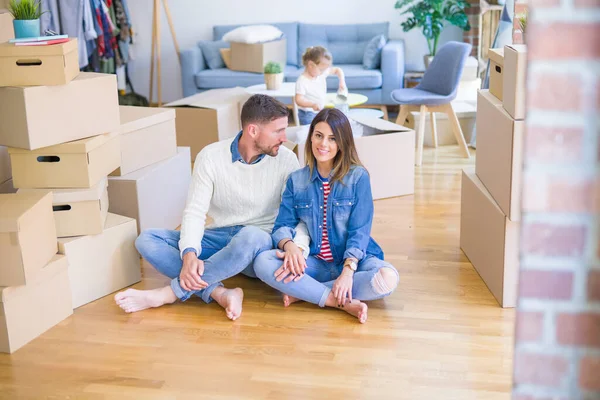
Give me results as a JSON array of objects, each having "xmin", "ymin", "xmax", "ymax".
[
  {"xmin": 529, "ymin": 23, "xmax": 600, "ymax": 60},
  {"xmin": 524, "ymin": 126, "xmax": 585, "ymax": 164},
  {"xmin": 588, "ymin": 271, "xmax": 600, "ymax": 301},
  {"xmin": 575, "ymin": 0, "xmax": 600, "ymax": 7},
  {"xmin": 516, "ymin": 311, "xmax": 545, "ymax": 341},
  {"xmin": 529, "ymin": 73, "xmax": 582, "ymax": 112},
  {"xmin": 580, "ymin": 356, "xmax": 600, "ymax": 390},
  {"xmin": 557, "ymin": 313, "xmax": 600, "ymax": 347},
  {"xmin": 522, "ymin": 223, "xmax": 587, "ymax": 257},
  {"xmin": 514, "ymin": 352, "xmax": 568, "ymax": 387},
  {"xmin": 548, "ymin": 178, "xmax": 596, "ymax": 213},
  {"xmin": 519, "ymin": 270, "xmax": 574, "ymax": 300}
]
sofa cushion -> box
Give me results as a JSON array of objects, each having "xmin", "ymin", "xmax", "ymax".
[
  {"xmin": 298, "ymin": 22, "xmax": 389, "ymax": 67},
  {"xmin": 197, "ymin": 40, "xmax": 230, "ymax": 70},
  {"xmin": 363, "ymin": 34, "xmax": 386, "ymax": 69},
  {"xmin": 213, "ymin": 22, "xmax": 299, "ymax": 66},
  {"xmin": 196, "ymin": 65, "xmax": 300, "ymax": 89},
  {"xmin": 284, "ymin": 65, "xmax": 382, "ymax": 90}
]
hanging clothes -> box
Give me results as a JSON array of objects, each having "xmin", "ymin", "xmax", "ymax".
[
  {"xmin": 41, "ymin": 0, "xmax": 61, "ymax": 34},
  {"xmin": 58, "ymin": 0, "xmax": 89, "ymax": 68}
]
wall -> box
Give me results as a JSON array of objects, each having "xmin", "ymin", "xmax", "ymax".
[
  {"xmin": 126, "ymin": 0, "xmax": 463, "ymax": 102},
  {"xmin": 512, "ymin": 0, "xmax": 600, "ymax": 397}
]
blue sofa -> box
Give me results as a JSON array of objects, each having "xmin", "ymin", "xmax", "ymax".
[{"xmin": 180, "ymin": 22, "xmax": 405, "ymax": 105}]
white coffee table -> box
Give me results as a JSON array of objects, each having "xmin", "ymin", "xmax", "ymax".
[{"xmin": 246, "ymin": 83, "xmax": 300, "ymax": 126}]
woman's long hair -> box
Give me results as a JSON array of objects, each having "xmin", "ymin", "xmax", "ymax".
[{"xmin": 304, "ymin": 108, "xmax": 364, "ymax": 185}]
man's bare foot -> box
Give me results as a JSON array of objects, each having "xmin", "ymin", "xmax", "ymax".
[
  {"xmin": 211, "ymin": 287, "xmax": 244, "ymax": 321},
  {"xmin": 343, "ymin": 300, "xmax": 368, "ymax": 323},
  {"xmin": 282, "ymin": 294, "xmax": 301, "ymax": 307},
  {"xmin": 114, "ymin": 286, "xmax": 177, "ymax": 313}
]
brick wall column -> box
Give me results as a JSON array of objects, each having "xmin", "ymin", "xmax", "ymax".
[
  {"xmin": 512, "ymin": 0, "xmax": 600, "ymax": 398},
  {"xmin": 464, "ymin": 0, "xmax": 480, "ymax": 57}
]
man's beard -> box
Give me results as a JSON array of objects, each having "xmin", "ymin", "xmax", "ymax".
[{"xmin": 256, "ymin": 142, "xmax": 280, "ymax": 157}]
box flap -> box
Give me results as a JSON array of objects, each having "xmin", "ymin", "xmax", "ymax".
[
  {"xmin": 0, "ymin": 38, "xmax": 78, "ymax": 57},
  {"xmin": 8, "ymin": 131, "xmax": 118, "ymax": 155},
  {"xmin": 350, "ymin": 115, "xmax": 412, "ymax": 133},
  {"xmin": 0, "ymin": 254, "xmax": 67, "ymax": 303},
  {"xmin": 18, "ymin": 177, "xmax": 108, "ymax": 204},
  {"xmin": 505, "ymin": 44, "xmax": 527, "ymax": 54},
  {"xmin": 108, "ymin": 147, "xmax": 189, "ymax": 181},
  {"xmin": 119, "ymin": 106, "xmax": 176, "ymax": 134},
  {"xmin": 165, "ymin": 87, "xmax": 249, "ymax": 109},
  {"xmin": 478, "ymin": 89, "xmax": 503, "ymax": 108},
  {"xmin": 488, "ymin": 48, "xmax": 504, "ymax": 66},
  {"xmin": 0, "ymin": 191, "xmax": 51, "ymax": 232}
]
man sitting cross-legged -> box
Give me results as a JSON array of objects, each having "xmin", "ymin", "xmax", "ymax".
[{"xmin": 115, "ymin": 94, "xmax": 309, "ymax": 320}]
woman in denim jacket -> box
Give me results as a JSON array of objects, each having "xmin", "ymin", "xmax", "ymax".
[{"xmin": 254, "ymin": 109, "xmax": 399, "ymax": 323}]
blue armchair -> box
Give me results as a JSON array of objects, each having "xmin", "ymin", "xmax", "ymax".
[{"xmin": 180, "ymin": 22, "xmax": 406, "ymax": 110}]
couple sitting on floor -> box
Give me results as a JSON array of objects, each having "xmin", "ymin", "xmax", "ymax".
[{"xmin": 114, "ymin": 94, "xmax": 398, "ymax": 324}]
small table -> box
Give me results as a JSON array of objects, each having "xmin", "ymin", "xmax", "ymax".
[
  {"xmin": 246, "ymin": 83, "xmax": 300, "ymax": 126},
  {"xmin": 324, "ymin": 92, "xmax": 369, "ymax": 108},
  {"xmin": 348, "ymin": 108, "xmax": 384, "ymax": 119}
]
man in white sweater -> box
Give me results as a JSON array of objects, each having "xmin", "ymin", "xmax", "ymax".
[{"xmin": 114, "ymin": 95, "xmax": 309, "ymax": 320}]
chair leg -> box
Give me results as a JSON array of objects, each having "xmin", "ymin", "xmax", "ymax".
[
  {"xmin": 380, "ymin": 105, "xmax": 389, "ymax": 121},
  {"xmin": 430, "ymin": 112, "xmax": 438, "ymax": 148},
  {"xmin": 396, "ymin": 105, "xmax": 410, "ymax": 126},
  {"xmin": 416, "ymin": 105, "xmax": 427, "ymax": 166},
  {"xmin": 292, "ymin": 98, "xmax": 300, "ymax": 126},
  {"xmin": 444, "ymin": 103, "xmax": 470, "ymax": 158}
]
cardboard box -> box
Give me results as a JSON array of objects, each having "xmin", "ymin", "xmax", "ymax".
[
  {"xmin": 0, "ymin": 254, "xmax": 73, "ymax": 354},
  {"xmin": 165, "ymin": 88, "xmax": 251, "ymax": 159},
  {"xmin": 112, "ymin": 106, "xmax": 178, "ymax": 176},
  {"xmin": 0, "ymin": 145, "xmax": 10, "ymax": 184},
  {"xmin": 9, "ymin": 132, "xmax": 120, "ymax": 189},
  {"xmin": 0, "ymin": 38, "xmax": 79, "ymax": 87},
  {"xmin": 289, "ymin": 117, "xmax": 415, "ymax": 200},
  {"xmin": 503, "ymin": 45, "xmax": 527, "ymax": 120},
  {"xmin": 58, "ymin": 213, "xmax": 141, "ymax": 309},
  {"xmin": 404, "ymin": 101, "xmax": 476, "ymax": 147},
  {"xmin": 460, "ymin": 169, "xmax": 519, "ymax": 308},
  {"xmin": 0, "ymin": 192, "xmax": 57, "ymax": 287},
  {"xmin": 0, "ymin": 10, "xmax": 13, "ymax": 43},
  {"xmin": 108, "ymin": 147, "xmax": 191, "ymax": 233},
  {"xmin": 230, "ymin": 39, "xmax": 286, "ymax": 73},
  {"xmin": 475, "ymin": 90, "xmax": 524, "ymax": 221},
  {"xmin": 0, "ymin": 72, "xmax": 119, "ymax": 150},
  {"xmin": 488, "ymin": 48, "xmax": 504, "ymax": 101},
  {"xmin": 18, "ymin": 178, "xmax": 109, "ymax": 238},
  {"xmin": 0, "ymin": 178, "xmax": 14, "ymax": 193}
]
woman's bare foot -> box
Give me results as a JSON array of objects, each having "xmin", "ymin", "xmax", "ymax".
[
  {"xmin": 114, "ymin": 286, "xmax": 177, "ymax": 313},
  {"xmin": 342, "ymin": 300, "xmax": 368, "ymax": 324},
  {"xmin": 211, "ymin": 287, "xmax": 244, "ymax": 320},
  {"xmin": 282, "ymin": 294, "xmax": 301, "ymax": 307}
]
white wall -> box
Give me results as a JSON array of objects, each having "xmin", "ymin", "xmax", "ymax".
[{"xmin": 127, "ymin": 0, "xmax": 462, "ymax": 103}]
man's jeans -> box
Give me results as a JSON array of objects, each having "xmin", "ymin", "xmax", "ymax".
[{"xmin": 135, "ymin": 226, "xmax": 272, "ymax": 303}]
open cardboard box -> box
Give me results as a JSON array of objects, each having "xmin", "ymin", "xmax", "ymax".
[
  {"xmin": 112, "ymin": 106, "xmax": 178, "ymax": 176},
  {"xmin": 0, "ymin": 38, "xmax": 79, "ymax": 87},
  {"xmin": 18, "ymin": 178, "xmax": 109, "ymax": 238},
  {"xmin": 288, "ymin": 115, "xmax": 415, "ymax": 200},
  {"xmin": 164, "ymin": 88, "xmax": 251, "ymax": 159}
]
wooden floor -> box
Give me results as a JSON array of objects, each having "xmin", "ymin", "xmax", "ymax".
[{"xmin": 0, "ymin": 146, "xmax": 515, "ymax": 400}]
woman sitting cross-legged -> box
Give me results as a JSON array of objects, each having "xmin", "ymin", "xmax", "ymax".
[{"xmin": 253, "ymin": 108, "xmax": 399, "ymax": 323}]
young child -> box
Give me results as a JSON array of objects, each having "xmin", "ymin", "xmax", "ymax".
[
  {"xmin": 295, "ymin": 46, "xmax": 347, "ymax": 126},
  {"xmin": 254, "ymin": 109, "xmax": 399, "ymax": 324}
]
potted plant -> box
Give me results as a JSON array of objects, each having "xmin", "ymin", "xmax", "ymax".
[
  {"xmin": 395, "ymin": 0, "xmax": 471, "ymax": 68},
  {"xmin": 264, "ymin": 61, "xmax": 283, "ymax": 90},
  {"xmin": 8, "ymin": 0, "xmax": 44, "ymax": 39}
]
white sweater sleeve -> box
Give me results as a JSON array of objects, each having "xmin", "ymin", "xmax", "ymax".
[
  {"xmin": 178, "ymin": 150, "xmax": 214, "ymax": 259},
  {"xmin": 281, "ymin": 151, "xmax": 311, "ymax": 258}
]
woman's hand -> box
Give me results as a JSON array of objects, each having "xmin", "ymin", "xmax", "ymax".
[
  {"xmin": 274, "ymin": 241, "xmax": 306, "ymax": 284},
  {"xmin": 332, "ymin": 268, "xmax": 354, "ymax": 306}
]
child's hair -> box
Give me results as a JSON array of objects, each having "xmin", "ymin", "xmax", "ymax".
[
  {"xmin": 301, "ymin": 46, "xmax": 332, "ymax": 67},
  {"xmin": 305, "ymin": 108, "xmax": 364, "ymax": 185}
]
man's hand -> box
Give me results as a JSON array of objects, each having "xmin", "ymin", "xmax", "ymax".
[
  {"xmin": 332, "ymin": 268, "xmax": 354, "ymax": 306},
  {"xmin": 274, "ymin": 241, "xmax": 307, "ymax": 284},
  {"xmin": 180, "ymin": 252, "xmax": 208, "ymax": 291}
]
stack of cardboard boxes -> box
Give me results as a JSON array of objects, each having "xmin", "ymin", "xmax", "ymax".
[{"xmin": 460, "ymin": 45, "xmax": 527, "ymax": 308}]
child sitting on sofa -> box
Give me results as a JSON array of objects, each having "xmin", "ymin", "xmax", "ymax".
[{"xmin": 295, "ymin": 46, "xmax": 347, "ymax": 126}]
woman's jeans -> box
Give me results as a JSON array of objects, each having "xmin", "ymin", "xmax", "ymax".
[
  {"xmin": 298, "ymin": 109, "xmax": 317, "ymax": 126},
  {"xmin": 135, "ymin": 226, "xmax": 272, "ymax": 303},
  {"xmin": 254, "ymin": 250, "xmax": 399, "ymax": 307}
]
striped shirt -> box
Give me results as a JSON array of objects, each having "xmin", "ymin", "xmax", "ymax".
[{"xmin": 316, "ymin": 179, "xmax": 334, "ymax": 262}]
